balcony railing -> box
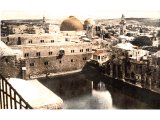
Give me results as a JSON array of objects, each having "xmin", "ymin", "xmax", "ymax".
[{"xmin": 0, "ymin": 74, "xmax": 32, "ymax": 109}]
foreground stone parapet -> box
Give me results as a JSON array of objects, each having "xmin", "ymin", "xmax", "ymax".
[{"xmin": 8, "ymin": 78, "xmax": 63, "ymax": 109}]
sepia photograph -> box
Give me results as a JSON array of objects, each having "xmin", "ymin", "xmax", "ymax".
[{"xmin": 0, "ymin": 0, "xmax": 160, "ymax": 115}]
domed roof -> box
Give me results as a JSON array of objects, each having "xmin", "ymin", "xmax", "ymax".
[
  {"xmin": 84, "ymin": 18, "xmax": 95, "ymax": 26},
  {"xmin": 60, "ymin": 16, "xmax": 83, "ymax": 31}
]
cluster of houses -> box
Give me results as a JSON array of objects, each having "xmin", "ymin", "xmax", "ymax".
[
  {"xmin": 1, "ymin": 14, "xmax": 160, "ymax": 90},
  {"xmin": 90, "ymin": 15, "xmax": 160, "ymax": 90},
  {"xmin": 1, "ymin": 17, "xmax": 60, "ymax": 36}
]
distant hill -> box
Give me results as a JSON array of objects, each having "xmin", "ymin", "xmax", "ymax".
[
  {"xmin": 1, "ymin": 19, "xmax": 62, "ymax": 25},
  {"xmin": 95, "ymin": 18, "xmax": 160, "ymax": 27},
  {"xmin": 2, "ymin": 18, "xmax": 160, "ymax": 27}
]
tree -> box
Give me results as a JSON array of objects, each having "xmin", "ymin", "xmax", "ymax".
[
  {"xmin": 143, "ymin": 46, "xmax": 159, "ymax": 53},
  {"xmin": 130, "ymin": 36, "xmax": 152, "ymax": 47}
]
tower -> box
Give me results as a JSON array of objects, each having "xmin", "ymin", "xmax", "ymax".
[
  {"xmin": 119, "ymin": 14, "xmax": 126, "ymax": 35},
  {"xmin": 42, "ymin": 16, "xmax": 49, "ymax": 33},
  {"xmin": 86, "ymin": 25, "xmax": 94, "ymax": 39},
  {"xmin": 42, "ymin": 16, "xmax": 46, "ymax": 24}
]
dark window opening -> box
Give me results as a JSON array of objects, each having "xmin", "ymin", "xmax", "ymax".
[
  {"xmin": 5, "ymin": 59, "xmax": 8, "ymax": 63},
  {"xmin": 86, "ymin": 48, "xmax": 89, "ymax": 52},
  {"xmin": 40, "ymin": 40, "xmax": 44, "ymax": 43},
  {"xmin": 36, "ymin": 52, "xmax": 41, "ymax": 57},
  {"xmin": 71, "ymin": 59, "xmax": 73, "ymax": 62},
  {"xmin": 51, "ymin": 40, "xmax": 54, "ymax": 43},
  {"xmin": 29, "ymin": 40, "xmax": 32, "ymax": 43},
  {"xmin": 7, "ymin": 37, "xmax": 9, "ymax": 42},
  {"xmin": 71, "ymin": 50, "xmax": 74, "ymax": 53},
  {"xmin": 80, "ymin": 49, "xmax": 83, "ymax": 52},
  {"xmin": 17, "ymin": 37, "xmax": 21, "ymax": 45},
  {"xmin": 65, "ymin": 38, "xmax": 69, "ymax": 41},
  {"xmin": 24, "ymin": 53, "xmax": 29, "ymax": 57},
  {"xmin": 49, "ymin": 51, "xmax": 53, "ymax": 55},
  {"xmin": 59, "ymin": 60, "xmax": 61, "ymax": 63},
  {"xmin": 83, "ymin": 57, "xmax": 87, "ymax": 60},
  {"xmin": 30, "ymin": 63, "xmax": 34, "ymax": 66},
  {"xmin": 44, "ymin": 61, "xmax": 48, "ymax": 65}
]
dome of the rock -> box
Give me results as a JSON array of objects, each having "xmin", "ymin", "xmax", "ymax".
[{"xmin": 60, "ymin": 16, "xmax": 83, "ymax": 31}]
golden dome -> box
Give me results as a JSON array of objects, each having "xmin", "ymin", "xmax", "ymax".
[{"xmin": 60, "ymin": 16, "xmax": 83, "ymax": 31}]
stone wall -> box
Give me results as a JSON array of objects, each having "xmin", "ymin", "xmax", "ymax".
[
  {"xmin": 21, "ymin": 43, "xmax": 92, "ymax": 58},
  {"xmin": 1, "ymin": 34, "xmax": 87, "ymax": 46},
  {"xmin": 0, "ymin": 56, "xmax": 22, "ymax": 78},
  {"xmin": 0, "ymin": 36, "xmax": 93, "ymax": 80},
  {"xmin": 0, "ymin": 53, "xmax": 92, "ymax": 80},
  {"xmin": 1, "ymin": 34, "xmax": 63, "ymax": 45},
  {"xmin": 24, "ymin": 53, "xmax": 92, "ymax": 79}
]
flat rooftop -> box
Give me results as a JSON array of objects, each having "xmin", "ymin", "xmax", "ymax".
[
  {"xmin": 8, "ymin": 78, "xmax": 63, "ymax": 109},
  {"xmin": 10, "ymin": 41, "xmax": 91, "ymax": 49}
]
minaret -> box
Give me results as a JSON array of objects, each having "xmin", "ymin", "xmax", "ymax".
[
  {"xmin": 119, "ymin": 14, "xmax": 126, "ymax": 35},
  {"xmin": 86, "ymin": 25, "xmax": 94, "ymax": 39},
  {"xmin": 42, "ymin": 16, "xmax": 46, "ymax": 24}
]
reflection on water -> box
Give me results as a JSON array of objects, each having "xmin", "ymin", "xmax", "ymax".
[
  {"xmin": 38, "ymin": 72, "xmax": 152, "ymax": 109},
  {"xmin": 64, "ymin": 89, "xmax": 113, "ymax": 109}
]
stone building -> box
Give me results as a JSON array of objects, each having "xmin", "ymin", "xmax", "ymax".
[
  {"xmin": 90, "ymin": 48, "xmax": 111, "ymax": 66},
  {"xmin": 1, "ymin": 34, "xmax": 63, "ymax": 45},
  {"xmin": 1, "ymin": 21, "xmax": 9, "ymax": 36},
  {"xmin": 4, "ymin": 24, "xmax": 46, "ymax": 35},
  {"xmin": 156, "ymin": 30, "xmax": 160, "ymax": 47},
  {"xmin": 108, "ymin": 43, "xmax": 137, "ymax": 79},
  {"xmin": 0, "ymin": 37, "xmax": 93, "ymax": 79},
  {"xmin": 48, "ymin": 24, "xmax": 60, "ymax": 34},
  {"xmin": 104, "ymin": 41, "xmax": 160, "ymax": 89},
  {"xmin": 0, "ymin": 40, "xmax": 23, "ymax": 78},
  {"xmin": 151, "ymin": 51, "xmax": 160, "ymax": 87},
  {"xmin": 0, "ymin": 16, "xmax": 94, "ymax": 80}
]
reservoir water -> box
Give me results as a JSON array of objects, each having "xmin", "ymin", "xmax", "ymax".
[{"xmin": 38, "ymin": 70, "xmax": 152, "ymax": 109}]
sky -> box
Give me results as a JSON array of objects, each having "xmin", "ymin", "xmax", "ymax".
[{"xmin": 0, "ymin": 0, "xmax": 160, "ymax": 20}]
